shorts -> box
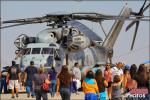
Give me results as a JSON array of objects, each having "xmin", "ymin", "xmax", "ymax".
[
  {"xmin": 107, "ymin": 82, "xmax": 112, "ymax": 88},
  {"xmin": 9, "ymin": 80, "xmax": 19, "ymax": 89}
]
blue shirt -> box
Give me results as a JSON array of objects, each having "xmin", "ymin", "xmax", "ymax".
[
  {"xmin": 48, "ymin": 69, "xmax": 57, "ymax": 80},
  {"xmin": 25, "ymin": 66, "xmax": 38, "ymax": 81}
]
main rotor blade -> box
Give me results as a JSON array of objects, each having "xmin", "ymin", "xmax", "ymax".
[
  {"xmin": 130, "ymin": 21, "xmax": 139, "ymax": 50},
  {"xmin": 143, "ymin": 3, "xmax": 150, "ymax": 12},
  {"xmin": 72, "ymin": 14, "xmax": 150, "ymax": 21},
  {"xmin": 2, "ymin": 17, "xmax": 50, "ymax": 24},
  {"xmin": 0, "ymin": 23, "xmax": 31, "ymax": 29},
  {"xmin": 126, "ymin": 21, "xmax": 136, "ymax": 31}
]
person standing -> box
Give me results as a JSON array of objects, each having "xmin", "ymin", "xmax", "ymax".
[
  {"xmin": 111, "ymin": 75, "xmax": 123, "ymax": 100},
  {"xmin": 125, "ymin": 71, "xmax": 137, "ymax": 92},
  {"xmin": 71, "ymin": 62, "xmax": 81, "ymax": 94},
  {"xmin": 33, "ymin": 66, "xmax": 49, "ymax": 100},
  {"xmin": 7, "ymin": 61, "xmax": 21, "ymax": 98},
  {"xmin": 82, "ymin": 70, "xmax": 99, "ymax": 100},
  {"xmin": 111, "ymin": 62, "xmax": 124, "ymax": 81},
  {"xmin": 95, "ymin": 69, "xmax": 108, "ymax": 100},
  {"xmin": 136, "ymin": 64, "xmax": 149, "ymax": 88},
  {"xmin": 0, "ymin": 67, "xmax": 9, "ymax": 94},
  {"xmin": 129, "ymin": 64, "xmax": 137, "ymax": 80},
  {"xmin": 104, "ymin": 63, "xmax": 112, "ymax": 100},
  {"xmin": 56, "ymin": 65, "xmax": 72, "ymax": 100},
  {"xmin": 48, "ymin": 66, "xmax": 57, "ymax": 97},
  {"xmin": 24, "ymin": 61, "xmax": 38, "ymax": 98},
  {"xmin": 0, "ymin": 71, "xmax": 2, "ymax": 93}
]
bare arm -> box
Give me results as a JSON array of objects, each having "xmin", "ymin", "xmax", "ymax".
[
  {"xmin": 24, "ymin": 72, "xmax": 27, "ymax": 82},
  {"xmin": 82, "ymin": 81, "xmax": 85, "ymax": 93},
  {"xmin": 18, "ymin": 72, "xmax": 21, "ymax": 82},
  {"xmin": 6, "ymin": 73, "xmax": 10, "ymax": 84},
  {"xmin": 56, "ymin": 78, "xmax": 60, "ymax": 93},
  {"xmin": 104, "ymin": 80, "xmax": 108, "ymax": 87}
]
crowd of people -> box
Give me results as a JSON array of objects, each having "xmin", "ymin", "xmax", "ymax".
[{"xmin": 0, "ymin": 61, "xmax": 149, "ymax": 100}]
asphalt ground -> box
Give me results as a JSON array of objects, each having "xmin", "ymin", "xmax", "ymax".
[{"xmin": 0, "ymin": 92, "xmax": 85, "ymax": 100}]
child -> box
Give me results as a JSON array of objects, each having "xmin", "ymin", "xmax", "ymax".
[
  {"xmin": 82, "ymin": 70, "xmax": 99, "ymax": 100},
  {"xmin": 111, "ymin": 75, "xmax": 122, "ymax": 100}
]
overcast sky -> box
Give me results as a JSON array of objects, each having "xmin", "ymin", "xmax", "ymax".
[{"xmin": 1, "ymin": 1, "xmax": 149, "ymax": 67}]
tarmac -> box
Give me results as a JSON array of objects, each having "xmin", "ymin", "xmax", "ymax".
[{"xmin": 0, "ymin": 92, "xmax": 85, "ymax": 100}]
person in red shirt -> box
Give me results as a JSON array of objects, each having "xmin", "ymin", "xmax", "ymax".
[{"xmin": 104, "ymin": 63, "xmax": 112, "ymax": 100}]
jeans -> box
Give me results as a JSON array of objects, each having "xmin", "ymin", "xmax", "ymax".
[
  {"xmin": 60, "ymin": 88, "xmax": 71, "ymax": 100},
  {"xmin": 49, "ymin": 80, "xmax": 56, "ymax": 97},
  {"xmin": 26, "ymin": 80, "xmax": 35, "ymax": 96},
  {"xmin": 72, "ymin": 80, "xmax": 77, "ymax": 93},
  {"xmin": 0, "ymin": 78, "xmax": 7, "ymax": 94},
  {"xmin": 35, "ymin": 90, "xmax": 48, "ymax": 100}
]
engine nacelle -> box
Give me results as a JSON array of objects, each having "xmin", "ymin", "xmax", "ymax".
[
  {"xmin": 67, "ymin": 28, "xmax": 91, "ymax": 52},
  {"xmin": 36, "ymin": 28, "xmax": 62, "ymax": 43}
]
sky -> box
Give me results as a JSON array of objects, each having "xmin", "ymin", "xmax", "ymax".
[{"xmin": 1, "ymin": 1, "xmax": 149, "ymax": 67}]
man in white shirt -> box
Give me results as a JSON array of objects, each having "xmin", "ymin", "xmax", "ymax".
[
  {"xmin": 71, "ymin": 62, "xmax": 81, "ymax": 94},
  {"xmin": 111, "ymin": 62, "xmax": 124, "ymax": 81}
]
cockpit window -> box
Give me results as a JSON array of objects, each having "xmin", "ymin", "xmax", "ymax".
[
  {"xmin": 32, "ymin": 48, "xmax": 41, "ymax": 54},
  {"xmin": 42, "ymin": 48, "xmax": 53, "ymax": 54},
  {"xmin": 23, "ymin": 48, "xmax": 31, "ymax": 55}
]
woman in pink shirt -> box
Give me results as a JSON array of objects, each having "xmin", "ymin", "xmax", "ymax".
[{"xmin": 104, "ymin": 63, "xmax": 112, "ymax": 100}]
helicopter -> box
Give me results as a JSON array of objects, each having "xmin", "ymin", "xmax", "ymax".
[{"xmin": 1, "ymin": 1, "xmax": 150, "ymax": 72}]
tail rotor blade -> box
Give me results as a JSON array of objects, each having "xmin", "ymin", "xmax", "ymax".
[
  {"xmin": 126, "ymin": 21, "xmax": 136, "ymax": 31},
  {"xmin": 143, "ymin": 3, "xmax": 150, "ymax": 12},
  {"xmin": 139, "ymin": 0, "xmax": 147, "ymax": 14},
  {"xmin": 130, "ymin": 21, "xmax": 139, "ymax": 50}
]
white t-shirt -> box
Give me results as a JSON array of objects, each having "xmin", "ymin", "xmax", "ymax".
[
  {"xmin": 72, "ymin": 67, "xmax": 81, "ymax": 80},
  {"xmin": 111, "ymin": 67, "xmax": 123, "ymax": 81}
]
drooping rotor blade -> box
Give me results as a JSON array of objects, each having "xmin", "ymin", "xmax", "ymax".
[
  {"xmin": 130, "ymin": 21, "xmax": 139, "ymax": 50},
  {"xmin": 2, "ymin": 17, "xmax": 50, "ymax": 24},
  {"xmin": 1, "ymin": 17, "xmax": 52, "ymax": 29},
  {"xmin": 1, "ymin": 11, "xmax": 150, "ymax": 29},
  {"xmin": 1, "ymin": 22, "xmax": 45, "ymax": 29},
  {"xmin": 0, "ymin": 23, "xmax": 29, "ymax": 29}
]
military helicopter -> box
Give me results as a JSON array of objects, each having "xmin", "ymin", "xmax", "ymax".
[{"xmin": 1, "ymin": 1, "xmax": 150, "ymax": 71}]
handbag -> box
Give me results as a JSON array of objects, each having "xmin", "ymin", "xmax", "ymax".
[
  {"xmin": 41, "ymin": 75, "xmax": 50, "ymax": 92},
  {"xmin": 41, "ymin": 82, "xmax": 50, "ymax": 92}
]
